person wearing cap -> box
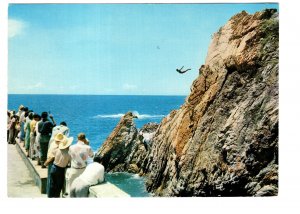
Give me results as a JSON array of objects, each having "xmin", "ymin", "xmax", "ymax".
[
  {"xmin": 45, "ymin": 135, "xmax": 73, "ymax": 198},
  {"xmin": 38, "ymin": 112, "xmax": 56, "ymax": 168},
  {"xmin": 65, "ymin": 133, "xmax": 94, "ymax": 197},
  {"xmin": 70, "ymin": 156, "xmax": 105, "ymax": 197}
]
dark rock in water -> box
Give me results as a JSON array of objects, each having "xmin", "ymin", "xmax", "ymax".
[
  {"xmin": 95, "ymin": 112, "xmax": 158, "ymax": 174},
  {"xmin": 95, "ymin": 9, "xmax": 278, "ymax": 197}
]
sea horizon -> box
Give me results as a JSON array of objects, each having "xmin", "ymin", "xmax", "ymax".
[{"xmin": 8, "ymin": 93, "xmax": 188, "ymax": 97}]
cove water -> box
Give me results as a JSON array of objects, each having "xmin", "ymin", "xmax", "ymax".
[{"xmin": 8, "ymin": 95, "xmax": 185, "ymax": 197}]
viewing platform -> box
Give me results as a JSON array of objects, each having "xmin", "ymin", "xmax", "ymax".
[{"xmin": 12, "ymin": 140, "xmax": 130, "ymax": 198}]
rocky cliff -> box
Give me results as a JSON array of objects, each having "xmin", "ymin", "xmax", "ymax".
[
  {"xmin": 95, "ymin": 112, "xmax": 159, "ymax": 174},
  {"xmin": 96, "ymin": 9, "xmax": 279, "ymax": 196}
]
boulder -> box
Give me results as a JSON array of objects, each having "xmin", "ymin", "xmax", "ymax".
[{"xmin": 95, "ymin": 112, "xmax": 159, "ymax": 174}]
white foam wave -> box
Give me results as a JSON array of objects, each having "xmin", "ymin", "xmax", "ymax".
[
  {"xmin": 132, "ymin": 174, "xmax": 141, "ymax": 179},
  {"xmin": 93, "ymin": 111, "xmax": 165, "ymax": 119},
  {"xmin": 93, "ymin": 113, "xmax": 125, "ymax": 119},
  {"xmin": 135, "ymin": 114, "xmax": 165, "ymax": 119}
]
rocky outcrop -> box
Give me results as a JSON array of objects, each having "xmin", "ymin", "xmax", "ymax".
[
  {"xmin": 95, "ymin": 9, "xmax": 278, "ymax": 196},
  {"xmin": 144, "ymin": 9, "xmax": 278, "ymax": 196},
  {"xmin": 95, "ymin": 112, "xmax": 159, "ymax": 174}
]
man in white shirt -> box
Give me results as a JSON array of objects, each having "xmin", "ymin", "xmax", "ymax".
[
  {"xmin": 70, "ymin": 156, "xmax": 105, "ymax": 197},
  {"xmin": 65, "ymin": 133, "xmax": 94, "ymax": 196}
]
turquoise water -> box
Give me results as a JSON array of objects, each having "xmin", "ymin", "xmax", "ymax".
[
  {"xmin": 106, "ymin": 172, "xmax": 151, "ymax": 197},
  {"xmin": 8, "ymin": 94, "xmax": 185, "ymax": 196}
]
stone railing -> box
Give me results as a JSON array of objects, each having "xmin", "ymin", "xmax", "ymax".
[
  {"xmin": 89, "ymin": 182, "xmax": 130, "ymax": 197},
  {"xmin": 15, "ymin": 139, "xmax": 47, "ymax": 194}
]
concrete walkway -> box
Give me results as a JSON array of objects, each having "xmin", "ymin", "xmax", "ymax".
[{"xmin": 7, "ymin": 144, "xmax": 46, "ymax": 198}]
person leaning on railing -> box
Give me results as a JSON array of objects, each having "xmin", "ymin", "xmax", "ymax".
[
  {"xmin": 64, "ymin": 133, "xmax": 94, "ymax": 197},
  {"xmin": 70, "ymin": 156, "xmax": 105, "ymax": 198}
]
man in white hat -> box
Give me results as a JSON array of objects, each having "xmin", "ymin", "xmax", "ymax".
[
  {"xmin": 46, "ymin": 135, "xmax": 73, "ymax": 198},
  {"xmin": 44, "ymin": 133, "xmax": 66, "ymax": 197}
]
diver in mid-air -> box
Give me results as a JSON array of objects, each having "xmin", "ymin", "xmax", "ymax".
[{"xmin": 176, "ymin": 66, "xmax": 191, "ymax": 74}]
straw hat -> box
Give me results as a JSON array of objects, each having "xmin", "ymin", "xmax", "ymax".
[
  {"xmin": 59, "ymin": 137, "xmax": 74, "ymax": 150},
  {"xmin": 54, "ymin": 133, "xmax": 66, "ymax": 143}
]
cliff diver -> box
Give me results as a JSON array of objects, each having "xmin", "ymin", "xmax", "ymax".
[{"xmin": 176, "ymin": 66, "xmax": 191, "ymax": 74}]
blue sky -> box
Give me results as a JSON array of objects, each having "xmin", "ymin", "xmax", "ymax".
[{"xmin": 8, "ymin": 3, "xmax": 279, "ymax": 95}]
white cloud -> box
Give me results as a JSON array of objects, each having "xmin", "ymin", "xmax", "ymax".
[
  {"xmin": 8, "ymin": 19, "xmax": 26, "ymax": 38},
  {"xmin": 27, "ymin": 82, "xmax": 44, "ymax": 89},
  {"xmin": 123, "ymin": 83, "xmax": 137, "ymax": 91}
]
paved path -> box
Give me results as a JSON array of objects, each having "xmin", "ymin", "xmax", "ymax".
[{"xmin": 7, "ymin": 144, "xmax": 46, "ymax": 198}]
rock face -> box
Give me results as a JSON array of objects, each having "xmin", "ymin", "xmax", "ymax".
[
  {"xmin": 95, "ymin": 112, "xmax": 159, "ymax": 174},
  {"xmin": 95, "ymin": 9, "xmax": 278, "ymax": 196},
  {"xmin": 144, "ymin": 9, "xmax": 278, "ymax": 196}
]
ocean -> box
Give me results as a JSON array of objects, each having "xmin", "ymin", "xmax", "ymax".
[{"xmin": 8, "ymin": 94, "xmax": 185, "ymax": 197}]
